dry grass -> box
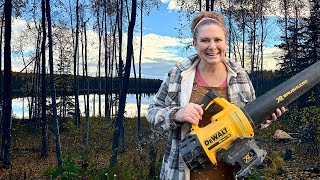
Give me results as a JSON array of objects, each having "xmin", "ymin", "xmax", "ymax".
[
  {"xmin": 0, "ymin": 117, "xmax": 319, "ymax": 179},
  {"xmin": 0, "ymin": 117, "xmax": 165, "ymax": 179}
]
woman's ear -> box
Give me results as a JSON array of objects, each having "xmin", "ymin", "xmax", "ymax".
[{"xmin": 193, "ymin": 39, "xmax": 196, "ymax": 47}]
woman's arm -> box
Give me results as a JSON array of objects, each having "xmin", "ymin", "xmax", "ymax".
[{"xmin": 147, "ymin": 73, "xmax": 183, "ymax": 132}]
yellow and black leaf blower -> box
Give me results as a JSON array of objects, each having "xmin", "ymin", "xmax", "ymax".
[{"xmin": 180, "ymin": 60, "xmax": 320, "ymax": 179}]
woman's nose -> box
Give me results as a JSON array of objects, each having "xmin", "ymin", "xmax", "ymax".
[{"xmin": 208, "ymin": 41, "xmax": 215, "ymax": 49}]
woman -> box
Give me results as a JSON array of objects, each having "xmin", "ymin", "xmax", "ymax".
[{"xmin": 147, "ymin": 11, "xmax": 285, "ymax": 180}]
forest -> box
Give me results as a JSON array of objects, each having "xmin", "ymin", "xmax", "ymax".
[
  {"xmin": 11, "ymin": 72, "xmax": 162, "ymax": 97},
  {"xmin": 1, "ymin": 0, "xmax": 320, "ymax": 179}
]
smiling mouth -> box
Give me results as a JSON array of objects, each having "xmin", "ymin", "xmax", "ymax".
[{"xmin": 206, "ymin": 52, "xmax": 219, "ymax": 56}]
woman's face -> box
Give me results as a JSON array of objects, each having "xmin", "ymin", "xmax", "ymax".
[{"xmin": 193, "ymin": 24, "xmax": 227, "ymax": 65}]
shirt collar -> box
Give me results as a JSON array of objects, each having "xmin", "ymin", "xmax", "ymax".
[{"xmin": 175, "ymin": 54, "xmax": 199, "ymax": 71}]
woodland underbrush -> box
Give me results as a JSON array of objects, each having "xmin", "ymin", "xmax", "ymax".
[
  {"xmin": 0, "ymin": 116, "xmax": 319, "ymax": 179},
  {"xmin": 0, "ymin": 116, "xmax": 165, "ymax": 179}
]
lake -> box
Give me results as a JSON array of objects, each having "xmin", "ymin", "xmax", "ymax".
[{"xmin": 11, "ymin": 94, "xmax": 154, "ymax": 119}]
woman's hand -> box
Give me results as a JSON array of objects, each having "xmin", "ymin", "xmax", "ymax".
[
  {"xmin": 260, "ymin": 107, "xmax": 286, "ymax": 129},
  {"xmin": 174, "ymin": 103, "xmax": 203, "ymax": 125}
]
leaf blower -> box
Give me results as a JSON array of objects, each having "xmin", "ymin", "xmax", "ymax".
[{"xmin": 180, "ymin": 60, "xmax": 320, "ymax": 179}]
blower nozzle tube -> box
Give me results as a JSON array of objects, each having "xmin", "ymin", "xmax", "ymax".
[{"xmin": 244, "ymin": 61, "xmax": 320, "ymax": 128}]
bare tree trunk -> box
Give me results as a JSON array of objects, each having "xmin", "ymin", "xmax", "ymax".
[
  {"xmin": 0, "ymin": 14, "xmax": 4, "ymax": 123},
  {"xmin": 46, "ymin": 0, "xmax": 62, "ymax": 168},
  {"xmin": 41, "ymin": 0, "xmax": 48, "ymax": 158},
  {"xmin": 293, "ymin": 4, "xmax": 299, "ymax": 72},
  {"xmin": 110, "ymin": 0, "xmax": 137, "ymax": 166},
  {"xmin": 241, "ymin": 25, "xmax": 245, "ymax": 67},
  {"xmin": 210, "ymin": 0, "xmax": 214, "ymax": 11},
  {"xmin": 21, "ymin": 60, "xmax": 29, "ymax": 121},
  {"xmin": 117, "ymin": 0, "xmax": 123, "ymax": 109},
  {"xmin": 259, "ymin": 1, "xmax": 265, "ymax": 90},
  {"xmin": 22, "ymin": 98, "xmax": 25, "ymax": 120},
  {"xmin": 104, "ymin": 0, "xmax": 110, "ymax": 121},
  {"xmin": 30, "ymin": 33, "xmax": 42, "ymax": 125},
  {"xmin": 84, "ymin": 22, "xmax": 89, "ymax": 147},
  {"xmin": 92, "ymin": 93, "xmax": 96, "ymax": 117},
  {"xmin": 110, "ymin": 18, "xmax": 117, "ymax": 118},
  {"xmin": 136, "ymin": 0, "xmax": 143, "ymax": 146},
  {"xmin": 1, "ymin": 0, "xmax": 12, "ymax": 165},
  {"xmin": 228, "ymin": 0, "xmax": 232, "ymax": 59},
  {"xmin": 73, "ymin": 0, "xmax": 80, "ymax": 126},
  {"xmin": 35, "ymin": 52, "xmax": 41, "ymax": 129},
  {"xmin": 81, "ymin": 23, "xmax": 86, "ymax": 114},
  {"xmin": 68, "ymin": 0, "xmax": 74, "ymax": 47},
  {"xmin": 97, "ymin": 3, "xmax": 102, "ymax": 120},
  {"xmin": 206, "ymin": 0, "xmax": 209, "ymax": 11},
  {"xmin": 241, "ymin": 4, "xmax": 245, "ymax": 68},
  {"xmin": 251, "ymin": 1, "xmax": 257, "ymax": 74},
  {"xmin": 283, "ymin": 0, "xmax": 293, "ymax": 75},
  {"xmin": 260, "ymin": 13, "xmax": 264, "ymax": 71}
]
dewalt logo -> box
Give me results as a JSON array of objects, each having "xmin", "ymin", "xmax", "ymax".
[{"xmin": 204, "ymin": 127, "xmax": 228, "ymax": 146}]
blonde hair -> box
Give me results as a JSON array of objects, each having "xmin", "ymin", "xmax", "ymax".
[{"xmin": 191, "ymin": 11, "xmax": 227, "ymax": 40}]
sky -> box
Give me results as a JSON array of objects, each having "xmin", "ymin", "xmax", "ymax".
[
  {"xmin": 138, "ymin": 1, "xmax": 283, "ymax": 79},
  {"xmin": 9, "ymin": 0, "xmax": 286, "ymax": 81}
]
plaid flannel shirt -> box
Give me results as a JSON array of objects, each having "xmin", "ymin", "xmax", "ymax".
[{"xmin": 147, "ymin": 54, "xmax": 256, "ymax": 180}]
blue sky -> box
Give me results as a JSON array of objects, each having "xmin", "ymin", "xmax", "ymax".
[
  {"xmin": 138, "ymin": 3, "xmax": 194, "ymax": 79},
  {"xmin": 143, "ymin": 3, "xmax": 181, "ymax": 37}
]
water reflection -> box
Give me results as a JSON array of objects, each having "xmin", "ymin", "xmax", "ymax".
[{"xmin": 12, "ymin": 94, "xmax": 154, "ymax": 119}]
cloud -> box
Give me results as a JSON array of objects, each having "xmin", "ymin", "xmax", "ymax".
[
  {"xmin": 110, "ymin": 32, "xmax": 188, "ymax": 79},
  {"xmin": 136, "ymin": 33, "xmax": 185, "ymax": 63},
  {"xmin": 161, "ymin": 0, "xmax": 203, "ymax": 11},
  {"xmin": 12, "ymin": 18, "xmax": 28, "ymax": 32},
  {"xmin": 239, "ymin": 46, "xmax": 283, "ymax": 72},
  {"xmin": 162, "ymin": 0, "xmax": 310, "ymax": 18},
  {"xmin": 130, "ymin": 33, "xmax": 194, "ymax": 79},
  {"xmin": 160, "ymin": 0, "xmax": 190, "ymax": 10},
  {"xmin": 161, "ymin": 0, "xmax": 171, "ymax": 3},
  {"xmin": 262, "ymin": 47, "xmax": 284, "ymax": 70},
  {"xmin": 168, "ymin": 0, "xmax": 179, "ymax": 10},
  {"xmin": 140, "ymin": 60, "xmax": 179, "ymax": 79},
  {"xmin": 162, "ymin": 0, "xmax": 192, "ymax": 11}
]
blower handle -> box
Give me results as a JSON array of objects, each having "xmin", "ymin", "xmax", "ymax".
[{"xmin": 191, "ymin": 91, "xmax": 222, "ymax": 131}]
